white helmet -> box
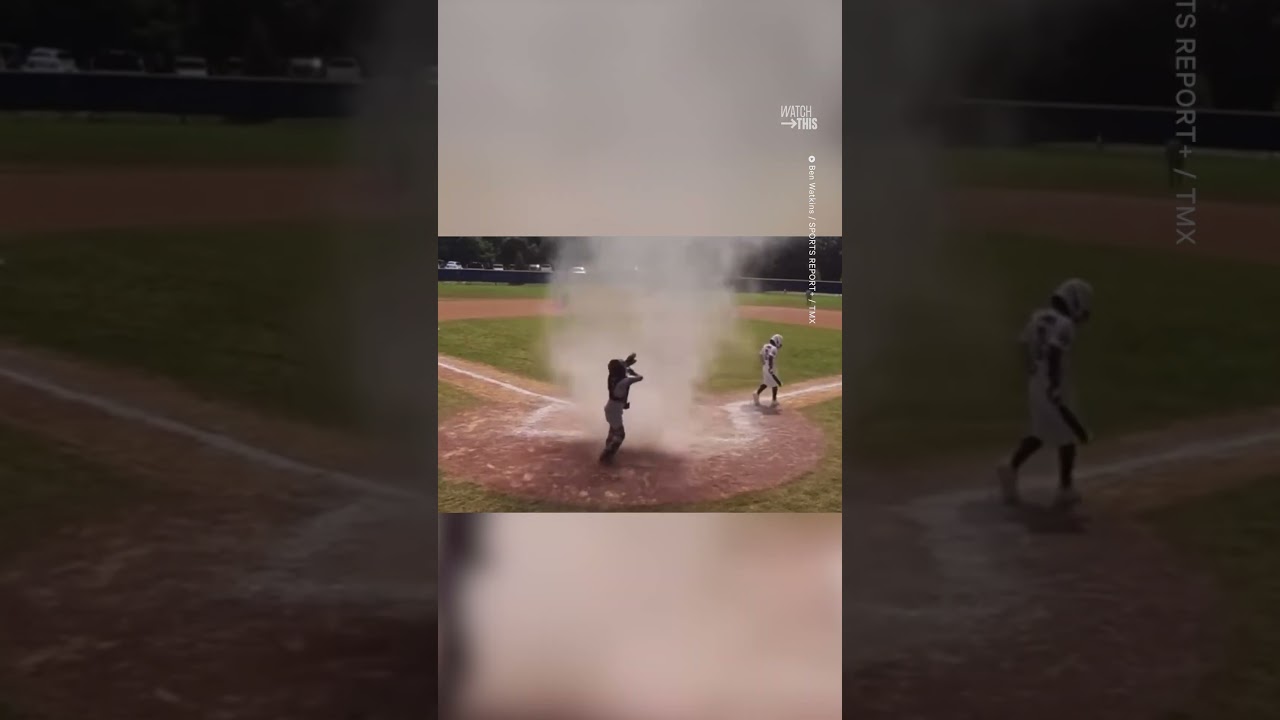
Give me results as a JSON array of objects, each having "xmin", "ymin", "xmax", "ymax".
[
  {"xmin": 1052, "ymin": 279, "xmax": 1093, "ymax": 322},
  {"xmin": 770, "ymin": 334, "xmax": 784, "ymax": 348}
]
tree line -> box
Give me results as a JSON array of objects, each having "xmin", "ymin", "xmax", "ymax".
[
  {"xmin": 6, "ymin": 1, "xmax": 1277, "ymax": 110},
  {"xmin": 0, "ymin": 0, "xmax": 413, "ymax": 73},
  {"xmin": 438, "ymin": 238, "xmax": 844, "ymax": 282}
]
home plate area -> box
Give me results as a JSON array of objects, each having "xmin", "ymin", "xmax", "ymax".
[{"xmin": 438, "ymin": 399, "xmax": 826, "ymax": 507}]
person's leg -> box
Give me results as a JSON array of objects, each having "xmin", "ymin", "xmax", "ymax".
[
  {"xmin": 1054, "ymin": 444, "xmax": 1081, "ymax": 507},
  {"xmin": 600, "ymin": 425, "xmax": 619, "ymax": 462},
  {"xmin": 998, "ymin": 436, "xmax": 1042, "ymax": 505},
  {"xmin": 754, "ymin": 384, "xmax": 767, "ymax": 405},
  {"xmin": 602, "ymin": 422, "xmax": 626, "ymax": 461},
  {"xmin": 601, "ymin": 406, "xmax": 624, "ymax": 463},
  {"xmin": 1057, "ymin": 444, "xmax": 1076, "ymax": 489},
  {"xmin": 771, "ymin": 386, "xmax": 779, "ymax": 404},
  {"xmin": 1011, "ymin": 436, "xmax": 1043, "ymax": 469}
]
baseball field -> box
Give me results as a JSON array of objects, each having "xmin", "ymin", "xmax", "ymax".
[
  {"xmin": 436, "ymin": 282, "xmax": 845, "ymax": 512},
  {"xmin": 2, "ymin": 115, "xmax": 1280, "ymax": 716}
]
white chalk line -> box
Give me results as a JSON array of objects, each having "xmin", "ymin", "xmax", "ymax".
[
  {"xmin": 0, "ymin": 364, "xmax": 423, "ymax": 502},
  {"xmin": 441, "ymin": 358, "xmax": 842, "ymax": 447},
  {"xmin": 907, "ymin": 424, "xmax": 1280, "ymax": 512},
  {"xmin": 0, "ymin": 361, "xmax": 430, "ymax": 609},
  {"xmin": 876, "ymin": 422, "xmax": 1280, "ymax": 658},
  {"xmin": 437, "ymin": 360, "xmax": 569, "ymax": 405},
  {"xmin": 1078, "ymin": 427, "xmax": 1280, "ymax": 483}
]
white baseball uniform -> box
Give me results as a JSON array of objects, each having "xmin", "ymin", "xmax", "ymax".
[
  {"xmin": 760, "ymin": 342, "xmax": 781, "ymax": 388},
  {"xmin": 1020, "ymin": 306, "xmax": 1079, "ymax": 445}
]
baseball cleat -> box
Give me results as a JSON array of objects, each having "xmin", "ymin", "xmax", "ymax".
[
  {"xmin": 770, "ymin": 400, "xmax": 779, "ymax": 409},
  {"xmin": 997, "ymin": 464, "xmax": 1020, "ymax": 505}
]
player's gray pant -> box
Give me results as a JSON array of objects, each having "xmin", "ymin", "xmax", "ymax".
[{"xmin": 603, "ymin": 400, "xmax": 626, "ymax": 455}]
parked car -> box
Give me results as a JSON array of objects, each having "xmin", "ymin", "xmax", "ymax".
[
  {"xmin": 287, "ymin": 56, "xmax": 324, "ymax": 79},
  {"xmin": 325, "ymin": 56, "xmax": 362, "ymax": 81},
  {"xmin": 528, "ymin": 264, "xmax": 541, "ymax": 271},
  {"xmin": 571, "ymin": 266, "xmax": 586, "ymax": 275},
  {"xmin": 21, "ymin": 55, "xmax": 65, "ymax": 73},
  {"xmin": 542, "ymin": 264, "xmax": 554, "ymax": 273},
  {"xmin": 173, "ymin": 56, "xmax": 209, "ymax": 77},
  {"xmin": 444, "ymin": 261, "xmax": 462, "ymax": 270},
  {"xmin": 25, "ymin": 47, "xmax": 76, "ymax": 72},
  {"xmin": 492, "ymin": 264, "xmax": 505, "ymax": 271},
  {"xmin": 91, "ymin": 49, "xmax": 145, "ymax": 73},
  {"xmin": 0, "ymin": 42, "xmax": 19, "ymax": 69},
  {"xmin": 465, "ymin": 262, "xmax": 484, "ymax": 270}
]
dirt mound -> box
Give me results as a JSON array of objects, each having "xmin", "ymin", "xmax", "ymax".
[
  {"xmin": 438, "ymin": 298, "xmax": 843, "ymax": 328},
  {"xmin": 950, "ymin": 188, "xmax": 1280, "ymax": 264},
  {"xmin": 438, "ymin": 400, "xmax": 824, "ymax": 507},
  {"xmin": 0, "ymin": 169, "xmax": 382, "ymax": 235}
]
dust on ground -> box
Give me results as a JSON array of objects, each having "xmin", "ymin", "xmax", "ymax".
[
  {"xmin": 0, "ymin": 169, "xmax": 390, "ymax": 235},
  {"xmin": 0, "ymin": 345, "xmax": 432, "ymax": 720}
]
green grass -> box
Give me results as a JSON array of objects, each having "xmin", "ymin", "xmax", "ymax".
[
  {"xmin": 436, "ymin": 392, "xmax": 842, "ymax": 512},
  {"xmin": 7, "ymin": 223, "xmax": 1280, "ymax": 472},
  {"xmin": 438, "ymin": 282, "xmax": 549, "ymax": 299},
  {"xmin": 0, "ymin": 422, "xmax": 137, "ymax": 561},
  {"xmin": 947, "ymin": 146, "xmax": 1280, "ymax": 204},
  {"xmin": 0, "ymin": 222, "xmax": 368, "ymax": 428},
  {"xmin": 845, "ymin": 231, "xmax": 1280, "ymax": 466},
  {"xmin": 736, "ymin": 291, "xmax": 843, "ymax": 310},
  {"xmin": 1148, "ymin": 475, "xmax": 1280, "ymax": 718},
  {"xmin": 0, "ymin": 115, "xmax": 350, "ymax": 168},
  {"xmin": 437, "ymin": 282, "xmax": 843, "ymax": 309},
  {"xmin": 437, "ymin": 316, "xmax": 843, "ymax": 391}
]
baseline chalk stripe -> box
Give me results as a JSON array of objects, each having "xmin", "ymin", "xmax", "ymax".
[
  {"xmin": 1079, "ymin": 427, "xmax": 1280, "ymax": 482},
  {"xmin": 0, "ymin": 364, "xmax": 423, "ymax": 502},
  {"xmin": 438, "ymin": 360, "xmax": 570, "ymax": 404},
  {"xmin": 442, "ymin": 357, "xmax": 843, "ymax": 447}
]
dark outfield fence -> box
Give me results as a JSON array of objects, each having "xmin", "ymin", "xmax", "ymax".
[
  {"xmin": 439, "ymin": 269, "xmax": 842, "ymax": 295},
  {"xmin": 0, "ymin": 70, "xmax": 362, "ymax": 119},
  {"xmin": 5, "ymin": 76, "xmax": 1276, "ymax": 150},
  {"xmin": 942, "ymin": 99, "xmax": 1280, "ymax": 151}
]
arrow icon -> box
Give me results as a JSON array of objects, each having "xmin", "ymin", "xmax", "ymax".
[{"xmin": 780, "ymin": 119, "xmax": 797, "ymax": 128}]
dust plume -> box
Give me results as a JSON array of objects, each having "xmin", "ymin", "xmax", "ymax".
[
  {"xmin": 451, "ymin": 514, "xmax": 842, "ymax": 720},
  {"xmin": 544, "ymin": 238, "xmax": 775, "ymax": 453},
  {"xmin": 437, "ymin": 0, "xmax": 842, "ymax": 236}
]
